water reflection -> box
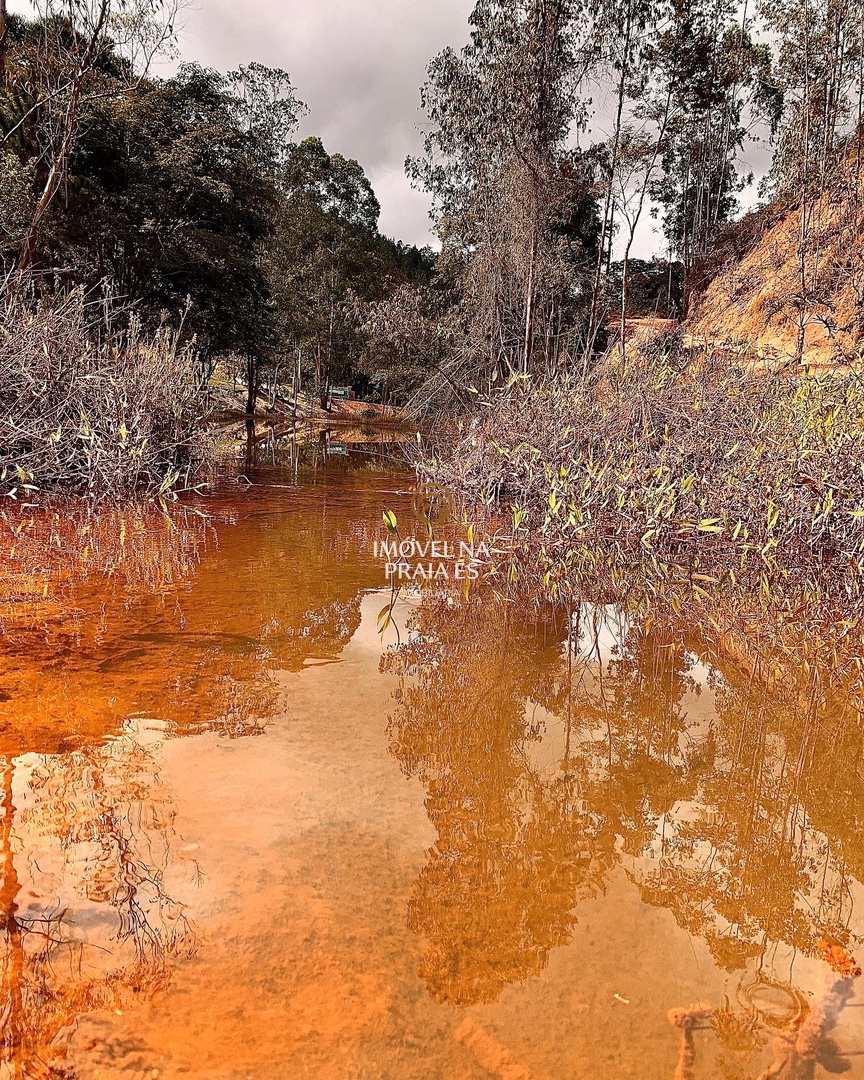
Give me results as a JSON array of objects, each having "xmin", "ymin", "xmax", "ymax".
[
  {"xmin": 0, "ymin": 449, "xmax": 861, "ymax": 1078},
  {"xmin": 0, "ymin": 448, "xmax": 416, "ymax": 1076},
  {"xmin": 383, "ymin": 595, "xmax": 612, "ymax": 1005},
  {"xmin": 0, "ymin": 450, "xmax": 413, "ymax": 750},
  {"xmin": 383, "ymin": 576, "xmax": 864, "ymax": 1072},
  {"xmin": 0, "ymin": 734, "xmax": 195, "ymax": 1077}
]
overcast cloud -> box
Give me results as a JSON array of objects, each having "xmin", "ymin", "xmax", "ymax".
[
  {"xmin": 9, "ymin": 0, "xmax": 769, "ymax": 257},
  {"xmin": 169, "ymin": 0, "xmax": 769, "ymax": 256},
  {"xmin": 164, "ymin": 0, "xmax": 475, "ymax": 246}
]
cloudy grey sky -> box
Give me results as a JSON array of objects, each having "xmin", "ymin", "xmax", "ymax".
[
  {"xmin": 9, "ymin": 0, "xmax": 768, "ymax": 256},
  {"xmin": 167, "ymin": 0, "xmax": 476, "ymax": 246},
  {"xmin": 7, "ymin": 0, "xmax": 475, "ymax": 244},
  {"xmin": 160, "ymin": 0, "xmax": 767, "ymax": 254}
]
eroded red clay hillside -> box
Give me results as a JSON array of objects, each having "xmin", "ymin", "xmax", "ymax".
[{"xmin": 687, "ymin": 154, "xmax": 864, "ymax": 369}]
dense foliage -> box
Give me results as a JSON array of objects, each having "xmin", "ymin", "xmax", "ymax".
[
  {"xmin": 399, "ymin": 0, "xmax": 864, "ymax": 409},
  {"xmin": 0, "ymin": 289, "xmax": 207, "ymax": 495},
  {"xmin": 0, "ymin": 5, "xmax": 432, "ymax": 431},
  {"xmin": 264, "ymin": 136, "xmax": 434, "ymax": 405},
  {"xmin": 2, "ymin": 0, "xmax": 863, "ymax": 494},
  {"xmin": 423, "ymin": 332, "xmax": 864, "ymax": 593}
]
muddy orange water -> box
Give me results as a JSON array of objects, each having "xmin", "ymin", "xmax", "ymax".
[{"xmin": 1, "ymin": 440, "xmax": 863, "ymax": 1079}]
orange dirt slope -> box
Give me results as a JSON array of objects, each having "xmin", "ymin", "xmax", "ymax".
[{"xmin": 688, "ymin": 158, "xmax": 864, "ymax": 368}]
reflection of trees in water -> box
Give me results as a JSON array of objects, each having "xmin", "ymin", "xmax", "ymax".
[
  {"xmin": 633, "ymin": 646, "xmax": 861, "ymax": 973},
  {"xmin": 0, "ymin": 737, "xmax": 195, "ymax": 1078},
  {"xmin": 0, "ymin": 461, "xmax": 414, "ymax": 1072},
  {"xmin": 383, "ymin": 595, "xmax": 614, "ymax": 1004},
  {"xmin": 0, "ymin": 471, "xmax": 399, "ymax": 748},
  {"xmin": 243, "ymin": 424, "xmax": 409, "ymax": 476},
  {"xmin": 384, "ymin": 585, "xmax": 864, "ymax": 1014},
  {"xmin": 573, "ymin": 609, "xmax": 699, "ymax": 864},
  {"xmin": 0, "ymin": 503, "xmax": 212, "ymax": 622}
]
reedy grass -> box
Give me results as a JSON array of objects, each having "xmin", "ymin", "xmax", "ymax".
[
  {"xmin": 0, "ymin": 288, "xmax": 210, "ymax": 498},
  {"xmin": 421, "ymin": 331, "xmax": 864, "ymax": 599}
]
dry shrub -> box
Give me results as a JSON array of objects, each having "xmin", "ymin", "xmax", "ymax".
[
  {"xmin": 0, "ymin": 288, "xmax": 211, "ymax": 497},
  {"xmin": 423, "ymin": 332, "xmax": 864, "ymax": 589}
]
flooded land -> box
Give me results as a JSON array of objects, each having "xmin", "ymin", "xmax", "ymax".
[{"xmin": 0, "ymin": 438, "xmax": 862, "ymax": 1079}]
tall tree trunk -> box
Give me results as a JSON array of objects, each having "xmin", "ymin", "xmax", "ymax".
[
  {"xmin": 16, "ymin": 0, "xmax": 109, "ymax": 272},
  {"xmin": 797, "ymin": 13, "xmax": 813, "ymax": 363},
  {"xmin": 269, "ymin": 361, "xmax": 281, "ymax": 408},
  {"xmin": 620, "ymin": 87, "xmax": 671, "ymax": 355},
  {"xmin": 619, "ymin": 248, "xmax": 630, "ymax": 361},
  {"xmin": 0, "ymin": 0, "xmax": 8, "ymax": 89},
  {"xmin": 244, "ymin": 417, "xmax": 256, "ymax": 472},
  {"xmin": 245, "ymin": 355, "xmax": 258, "ymax": 417},
  {"xmin": 523, "ymin": 215, "xmax": 537, "ymax": 372},
  {"xmin": 293, "ymin": 345, "xmax": 301, "ymax": 426},
  {"xmin": 17, "ymin": 83, "xmax": 83, "ymax": 272},
  {"xmin": 707, "ymin": 0, "xmax": 745, "ymax": 233},
  {"xmin": 326, "ymin": 297, "xmax": 334, "ymax": 396},
  {"xmin": 585, "ymin": 0, "xmax": 633, "ymax": 361}
]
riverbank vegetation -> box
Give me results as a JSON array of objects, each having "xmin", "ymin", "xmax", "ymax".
[
  {"xmin": 0, "ymin": 0, "xmax": 430, "ymax": 494},
  {"xmin": 1, "ymin": 289, "xmax": 207, "ymax": 495},
  {"xmin": 395, "ymin": 0, "xmax": 864, "ymax": 584},
  {"xmin": 424, "ymin": 331, "xmax": 864, "ymax": 592},
  {"xmin": 3, "ymin": 0, "xmax": 864, "ymax": 526}
]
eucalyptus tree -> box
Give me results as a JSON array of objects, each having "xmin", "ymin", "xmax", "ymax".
[
  {"xmin": 220, "ymin": 62, "xmax": 306, "ymax": 409},
  {"xmin": 226, "ymin": 61, "xmax": 306, "ymax": 171},
  {"xmin": 265, "ymin": 137, "xmax": 379, "ymax": 405},
  {"xmin": 762, "ymin": 0, "xmax": 863, "ymax": 194},
  {"xmin": 611, "ymin": 122, "xmax": 673, "ymax": 347},
  {"xmin": 408, "ymin": 0, "xmax": 601, "ymax": 399},
  {"xmin": 648, "ymin": 0, "xmax": 776, "ymax": 283},
  {"xmin": 759, "ymin": 0, "xmax": 864, "ymax": 357},
  {"xmin": 584, "ymin": 0, "xmax": 657, "ymax": 355}
]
